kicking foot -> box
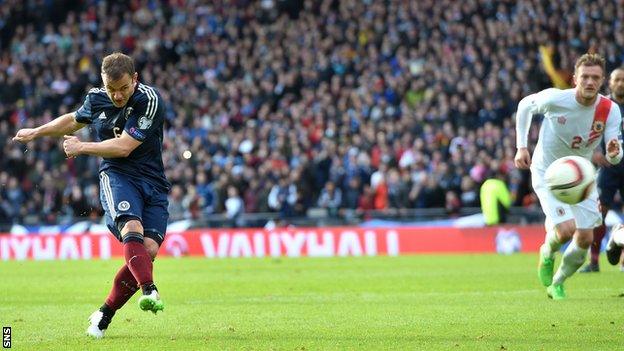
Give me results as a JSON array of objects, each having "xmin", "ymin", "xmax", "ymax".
[
  {"xmin": 86, "ymin": 310, "xmax": 113, "ymax": 339},
  {"xmin": 138, "ymin": 289, "xmax": 164, "ymax": 314},
  {"xmin": 578, "ymin": 263, "xmax": 599, "ymax": 273},
  {"xmin": 538, "ymin": 245, "xmax": 555, "ymax": 287},
  {"xmin": 546, "ymin": 284, "xmax": 566, "ymax": 300},
  {"xmin": 606, "ymin": 225, "xmax": 624, "ymax": 266}
]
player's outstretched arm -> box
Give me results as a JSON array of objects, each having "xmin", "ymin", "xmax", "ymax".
[
  {"xmin": 13, "ymin": 113, "xmax": 85, "ymax": 143},
  {"xmin": 63, "ymin": 131, "xmax": 141, "ymax": 158}
]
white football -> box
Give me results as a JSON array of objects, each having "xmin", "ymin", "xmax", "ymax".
[{"xmin": 544, "ymin": 155, "xmax": 596, "ymax": 205}]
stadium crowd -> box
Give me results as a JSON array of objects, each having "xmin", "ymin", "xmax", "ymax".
[{"xmin": 1, "ymin": 0, "xmax": 624, "ymax": 225}]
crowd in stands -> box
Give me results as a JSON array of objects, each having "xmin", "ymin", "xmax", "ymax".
[{"xmin": 1, "ymin": 0, "xmax": 624, "ymax": 225}]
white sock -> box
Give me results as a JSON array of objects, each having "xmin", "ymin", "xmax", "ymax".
[
  {"xmin": 541, "ymin": 229, "xmax": 563, "ymax": 258},
  {"xmin": 552, "ymin": 240, "xmax": 588, "ymax": 285}
]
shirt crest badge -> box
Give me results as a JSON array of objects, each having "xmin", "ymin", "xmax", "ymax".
[
  {"xmin": 556, "ymin": 116, "xmax": 566, "ymax": 125},
  {"xmin": 124, "ymin": 107, "xmax": 134, "ymax": 119},
  {"xmin": 592, "ymin": 120, "xmax": 605, "ymax": 133}
]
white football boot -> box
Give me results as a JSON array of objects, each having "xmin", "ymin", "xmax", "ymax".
[{"xmin": 86, "ymin": 310, "xmax": 112, "ymax": 339}]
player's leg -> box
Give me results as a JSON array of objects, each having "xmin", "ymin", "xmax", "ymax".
[
  {"xmin": 136, "ymin": 182, "xmax": 169, "ymax": 313},
  {"xmin": 87, "ymin": 174, "xmax": 144, "ymax": 338},
  {"xmin": 137, "ymin": 237, "xmax": 164, "ymax": 313},
  {"xmin": 581, "ymin": 168, "xmax": 614, "ymax": 272},
  {"xmin": 548, "ymin": 227, "xmax": 592, "ymax": 300},
  {"xmin": 532, "ymin": 175, "xmax": 575, "ymax": 287},
  {"xmin": 541, "ymin": 219, "xmax": 576, "ymax": 292},
  {"xmin": 102, "ymin": 235, "xmax": 161, "ymax": 318},
  {"xmin": 100, "ymin": 172, "xmax": 157, "ymax": 301},
  {"xmin": 100, "ymin": 172, "xmax": 156, "ymax": 303},
  {"xmin": 87, "ymin": 215, "xmax": 132, "ymax": 338},
  {"xmin": 89, "ymin": 262, "xmax": 139, "ymax": 338},
  {"xmin": 579, "ymin": 207, "xmax": 607, "ymax": 272},
  {"xmin": 119, "ymin": 218, "xmax": 163, "ymax": 306},
  {"xmin": 548, "ymin": 192, "xmax": 601, "ymax": 299},
  {"xmin": 86, "ymin": 172, "xmax": 149, "ymax": 338}
]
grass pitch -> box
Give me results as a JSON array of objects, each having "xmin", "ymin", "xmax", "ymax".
[{"xmin": 1, "ymin": 254, "xmax": 624, "ymax": 350}]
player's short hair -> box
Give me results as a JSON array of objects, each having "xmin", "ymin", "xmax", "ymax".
[
  {"xmin": 101, "ymin": 52, "xmax": 135, "ymax": 80},
  {"xmin": 574, "ymin": 53, "xmax": 606, "ymax": 75}
]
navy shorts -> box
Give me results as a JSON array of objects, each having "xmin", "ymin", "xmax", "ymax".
[
  {"xmin": 99, "ymin": 170, "xmax": 169, "ymax": 245},
  {"xmin": 597, "ymin": 165, "xmax": 624, "ymax": 208}
]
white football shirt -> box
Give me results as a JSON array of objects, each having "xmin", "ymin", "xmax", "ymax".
[{"xmin": 516, "ymin": 88, "xmax": 623, "ymax": 173}]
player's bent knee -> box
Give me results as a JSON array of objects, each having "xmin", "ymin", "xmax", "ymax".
[
  {"xmin": 120, "ymin": 219, "xmax": 144, "ymax": 235},
  {"xmin": 555, "ymin": 221, "xmax": 576, "ymax": 240},
  {"xmin": 576, "ymin": 229, "xmax": 594, "ymax": 248}
]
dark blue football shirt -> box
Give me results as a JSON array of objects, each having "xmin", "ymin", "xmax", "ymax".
[{"xmin": 74, "ymin": 83, "xmax": 170, "ymax": 191}]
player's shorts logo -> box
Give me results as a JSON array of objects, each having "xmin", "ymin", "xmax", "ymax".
[
  {"xmin": 118, "ymin": 201, "xmax": 130, "ymax": 211},
  {"xmin": 556, "ymin": 207, "xmax": 566, "ymax": 216}
]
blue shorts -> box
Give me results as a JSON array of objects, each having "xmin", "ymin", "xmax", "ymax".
[
  {"xmin": 597, "ymin": 165, "xmax": 624, "ymax": 208},
  {"xmin": 99, "ymin": 170, "xmax": 169, "ymax": 245}
]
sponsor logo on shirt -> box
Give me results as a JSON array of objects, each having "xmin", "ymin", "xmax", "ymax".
[{"xmin": 128, "ymin": 127, "xmax": 145, "ymax": 140}]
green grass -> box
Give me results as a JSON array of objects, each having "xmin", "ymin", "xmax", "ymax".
[{"xmin": 1, "ymin": 254, "xmax": 624, "ymax": 350}]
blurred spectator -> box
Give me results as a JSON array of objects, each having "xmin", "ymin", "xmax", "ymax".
[
  {"xmin": 168, "ymin": 185, "xmax": 186, "ymax": 222},
  {"xmin": 224, "ymin": 186, "xmax": 244, "ymax": 227},
  {"xmin": 65, "ymin": 184, "xmax": 91, "ymax": 218},
  {"xmin": 317, "ymin": 181, "xmax": 343, "ymax": 217},
  {"xmin": 343, "ymin": 177, "xmax": 361, "ymax": 210},
  {"xmin": 268, "ymin": 175, "xmax": 297, "ymax": 218},
  {"xmin": 460, "ymin": 176, "xmax": 479, "ymax": 207},
  {"xmin": 357, "ymin": 184, "xmax": 376, "ymax": 218},
  {"xmin": 445, "ymin": 191, "xmax": 462, "ymax": 217}
]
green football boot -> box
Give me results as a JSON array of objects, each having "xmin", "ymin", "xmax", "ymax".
[
  {"xmin": 546, "ymin": 284, "xmax": 566, "ymax": 300},
  {"xmin": 538, "ymin": 245, "xmax": 555, "ymax": 287},
  {"xmin": 138, "ymin": 290, "xmax": 165, "ymax": 314}
]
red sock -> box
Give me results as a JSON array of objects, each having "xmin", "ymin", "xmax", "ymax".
[
  {"xmin": 124, "ymin": 241, "xmax": 153, "ymax": 287},
  {"xmin": 591, "ymin": 224, "xmax": 606, "ymax": 265},
  {"xmin": 105, "ymin": 264, "xmax": 139, "ymax": 311}
]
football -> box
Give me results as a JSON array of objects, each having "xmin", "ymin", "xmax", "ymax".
[{"xmin": 544, "ymin": 155, "xmax": 596, "ymax": 205}]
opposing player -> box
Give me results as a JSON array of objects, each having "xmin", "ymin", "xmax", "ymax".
[
  {"xmin": 13, "ymin": 53, "xmax": 170, "ymax": 337},
  {"xmin": 580, "ymin": 68, "xmax": 624, "ymax": 272},
  {"xmin": 514, "ymin": 53, "xmax": 623, "ymax": 300}
]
